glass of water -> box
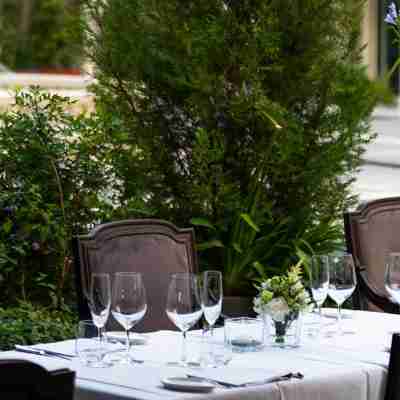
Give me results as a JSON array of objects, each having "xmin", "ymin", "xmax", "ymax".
[
  {"xmin": 76, "ymin": 320, "xmax": 111, "ymax": 367},
  {"xmin": 309, "ymin": 255, "xmax": 329, "ymax": 335},
  {"xmin": 166, "ymin": 273, "xmax": 203, "ymax": 366},
  {"xmin": 385, "ymin": 253, "xmax": 400, "ymax": 305}
]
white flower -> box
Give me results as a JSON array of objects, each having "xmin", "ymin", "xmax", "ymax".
[
  {"xmin": 265, "ymin": 297, "xmax": 290, "ymax": 322},
  {"xmin": 253, "ymin": 296, "xmax": 268, "ymax": 314},
  {"xmin": 292, "ymin": 281, "xmax": 303, "ymax": 291}
]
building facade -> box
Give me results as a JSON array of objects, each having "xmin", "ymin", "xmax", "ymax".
[{"xmin": 363, "ymin": 0, "xmax": 399, "ymax": 91}]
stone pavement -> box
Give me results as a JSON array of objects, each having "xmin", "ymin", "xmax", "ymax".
[{"xmin": 353, "ymin": 102, "xmax": 400, "ymax": 202}]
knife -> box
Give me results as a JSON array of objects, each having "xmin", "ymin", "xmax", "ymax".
[
  {"xmin": 187, "ymin": 372, "xmax": 304, "ymax": 388},
  {"xmin": 15, "ymin": 345, "xmax": 74, "ymax": 360}
]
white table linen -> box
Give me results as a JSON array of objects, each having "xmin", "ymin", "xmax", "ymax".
[{"xmin": 1, "ymin": 309, "xmax": 398, "ymax": 400}]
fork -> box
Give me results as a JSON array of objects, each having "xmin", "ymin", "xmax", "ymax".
[{"xmin": 15, "ymin": 345, "xmax": 74, "ymax": 361}]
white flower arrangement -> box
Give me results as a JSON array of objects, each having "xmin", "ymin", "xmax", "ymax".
[{"xmin": 253, "ymin": 265, "xmax": 313, "ymax": 322}]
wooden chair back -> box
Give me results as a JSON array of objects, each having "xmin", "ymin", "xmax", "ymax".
[
  {"xmin": 73, "ymin": 219, "xmax": 198, "ymax": 332},
  {"xmin": 344, "ymin": 197, "xmax": 400, "ymax": 313}
]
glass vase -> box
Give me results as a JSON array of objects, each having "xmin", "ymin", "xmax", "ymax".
[{"xmin": 267, "ymin": 311, "xmax": 302, "ymax": 348}]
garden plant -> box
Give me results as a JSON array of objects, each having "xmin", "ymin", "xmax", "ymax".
[{"xmin": 81, "ymin": 0, "xmax": 380, "ymax": 293}]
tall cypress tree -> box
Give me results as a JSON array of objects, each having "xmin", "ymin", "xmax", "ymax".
[{"xmin": 82, "ymin": 0, "xmax": 378, "ymax": 284}]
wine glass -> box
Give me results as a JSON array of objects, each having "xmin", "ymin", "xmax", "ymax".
[
  {"xmin": 88, "ymin": 273, "xmax": 111, "ymax": 366},
  {"xmin": 328, "ymin": 253, "xmax": 356, "ymax": 334},
  {"xmin": 166, "ymin": 273, "xmax": 203, "ymax": 366},
  {"xmin": 385, "ymin": 253, "xmax": 400, "ymax": 305},
  {"xmin": 201, "ymin": 270, "xmax": 223, "ymax": 366},
  {"xmin": 111, "ymin": 272, "xmax": 147, "ymax": 364},
  {"xmin": 309, "ymin": 255, "xmax": 329, "ymax": 335}
]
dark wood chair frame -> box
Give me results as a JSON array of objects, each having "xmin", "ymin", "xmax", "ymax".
[
  {"xmin": 0, "ymin": 359, "xmax": 75, "ymax": 400},
  {"xmin": 72, "ymin": 218, "xmax": 199, "ymax": 326},
  {"xmin": 344, "ymin": 197, "xmax": 400, "ymax": 314}
]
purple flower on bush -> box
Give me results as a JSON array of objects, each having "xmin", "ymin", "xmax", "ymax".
[
  {"xmin": 385, "ymin": 2, "xmax": 399, "ymax": 26},
  {"xmin": 32, "ymin": 241, "xmax": 41, "ymax": 252}
]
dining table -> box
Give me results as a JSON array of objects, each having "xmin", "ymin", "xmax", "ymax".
[{"xmin": 0, "ymin": 308, "xmax": 397, "ymax": 400}]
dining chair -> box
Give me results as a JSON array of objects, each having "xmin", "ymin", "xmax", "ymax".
[
  {"xmin": 344, "ymin": 197, "xmax": 400, "ymax": 313},
  {"xmin": 0, "ymin": 359, "xmax": 75, "ymax": 400},
  {"xmin": 72, "ymin": 219, "xmax": 199, "ymax": 332},
  {"xmin": 385, "ymin": 333, "xmax": 400, "ymax": 400}
]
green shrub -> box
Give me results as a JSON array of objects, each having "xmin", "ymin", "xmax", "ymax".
[
  {"xmin": 0, "ymin": 301, "xmax": 76, "ymax": 351},
  {"xmin": 82, "ymin": 1, "xmax": 379, "ymax": 292},
  {"xmin": 0, "ymin": 88, "xmax": 122, "ymax": 307}
]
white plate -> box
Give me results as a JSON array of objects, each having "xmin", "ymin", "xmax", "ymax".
[
  {"xmin": 161, "ymin": 376, "xmax": 215, "ymax": 392},
  {"xmin": 106, "ymin": 331, "xmax": 148, "ymax": 345}
]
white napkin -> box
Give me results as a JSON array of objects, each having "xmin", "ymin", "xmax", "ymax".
[{"xmin": 187, "ymin": 366, "xmax": 295, "ymax": 387}]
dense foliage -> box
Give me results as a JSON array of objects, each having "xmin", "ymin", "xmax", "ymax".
[
  {"xmin": 0, "ymin": 301, "xmax": 76, "ymax": 350},
  {"xmin": 80, "ymin": 0, "xmax": 378, "ymax": 294},
  {"xmin": 0, "ymin": 89, "xmax": 120, "ymax": 307}
]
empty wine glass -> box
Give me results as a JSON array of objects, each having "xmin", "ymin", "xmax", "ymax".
[
  {"xmin": 328, "ymin": 253, "xmax": 356, "ymax": 335},
  {"xmin": 201, "ymin": 270, "xmax": 223, "ymax": 366},
  {"xmin": 88, "ymin": 273, "xmax": 111, "ymax": 366},
  {"xmin": 385, "ymin": 253, "xmax": 400, "ymax": 305},
  {"xmin": 111, "ymin": 272, "xmax": 147, "ymax": 364},
  {"xmin": 166, "ymin": 273, "xmax": 203, "ymax": 366},
  {"xmin": 308, "ymin": 255, "xmax": 329, "ymax": 336}
]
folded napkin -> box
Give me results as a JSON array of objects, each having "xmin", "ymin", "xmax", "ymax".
[{"xmin": 187, "ymin": 367, "xmax": 302, "ymax": 387}]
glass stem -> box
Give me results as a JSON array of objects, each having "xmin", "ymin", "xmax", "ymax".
[
  {"xmin": 209, "ymin": 324, "xmax": 214, "ymax": 359},
  {"xmin": 181, "ymin": 331, "xmax": 187, "ymax": 364},
  {"xmin": 317, "ymin": 304, "xmax": 322, "ymax": 323},
  {"xmin": 126, "ymin": 329, "xmax": 131, "ymax": 357},
  {"xmin": 337, "ymin": 304, "xmax": 342, "ymax": 334},
  {"xmin": 98, "ymin": 326, "xmax": 103, "ymax": 345}
]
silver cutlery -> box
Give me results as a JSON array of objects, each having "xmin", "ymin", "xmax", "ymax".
[
  {"xmin": 187, "ymin": 372, "xmax": 304, "ymax": 388},
  {"xmin": 15, "ymin": 345, "xmax": 74, "ymax": 360}
]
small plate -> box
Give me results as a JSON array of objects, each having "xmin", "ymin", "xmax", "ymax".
[
  {"xmin": 161, "ymin": 376, "xmax": 215, "ymax": 392},
  {"xmin": 106, "ymin": 331, "xmax": 148, "ymax": 345}
]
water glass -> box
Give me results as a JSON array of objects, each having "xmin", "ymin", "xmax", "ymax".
[
  {"xmin": 224, "ymin": 317, "xmax": 264, "ymax": 352},
  {"xmin": 328, "ymin": 253, "xmax": 356, "ymax": 335},
  {"xmin": 166, "ymin": 273, "xmax": 203, "ymax": 366},
  {"xmin": 385, "ymin": 252, "xmax": 400, "ymax": 305},
  {"xmin": 201, "ymin": 329, "xmax": 232, "ymax": 367},
  {"xmin": 308, "ymin": 255, "xmax": 329, "ymax": 336},
  {"xmin": 76, "ymin": 320, "xmax": 111, "ymax": 367},
  {"xmin": 111, "ymin": 272, "xmax": 147, "ymax": 364},
  {"xmin": 88, "ymin": 273, "xmax": 111, "ymax": 346},
  {"xmin": 201, "ymin": 270, "xmax": 223, "ymax": 366}
]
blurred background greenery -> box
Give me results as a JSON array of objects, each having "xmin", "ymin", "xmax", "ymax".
[{"xmin": 0, "ymin": 0, "xmax": 83, "ymax": 72}]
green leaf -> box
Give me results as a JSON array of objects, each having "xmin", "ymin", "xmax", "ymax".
[
  {"xmin": 2, "ymin": 219, "xmax": 13, "ymax": 234},
  {"xmin": 196, "ymin": 240, "xmax": 224, "ymax": 251},
  {"xmin": 232, "ymin": 242, "xmax": 243, "ymax": 254},
  {"xmin": 239, "ymin": 213, "xmax": 260, "ymax": 232},
  {"xmin": 190, "ymin": 218, "xmax": 216, "ymax": 230}
]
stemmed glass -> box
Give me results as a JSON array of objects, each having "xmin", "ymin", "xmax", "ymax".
[
  {"xmin": 309, "ymin": 255, "xmax": 329, "ymax": 335},
  {"xmin": 111, "ymin": 272, "xmax": 147, "ymax": 364},
  {"xmin": 385, "ymin": 253, "xmax": 400, "ymax": 305},
  {"xmin": 201, "ymin": 270, "xmax": 223, "ymax": 365},
  {"xmin": 88, "ymin": 273, "xmax": 111, "ymax": 364},
  {"xmin": 166, "ymin": 273, "xmax": 203, "ymax": 366},
  {"xmin": 328, "ymin": 253, "xmax": 357, "ymax": 335}
]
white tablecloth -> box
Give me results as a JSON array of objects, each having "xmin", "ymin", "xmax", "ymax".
[{"xmin": 1, "ymin": 309, "xmax": 397, "ymax": 400}]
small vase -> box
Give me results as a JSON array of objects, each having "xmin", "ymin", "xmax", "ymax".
[{"xmin": 268, "ymin": 311, "xmax": 302, "ymax": 348}]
